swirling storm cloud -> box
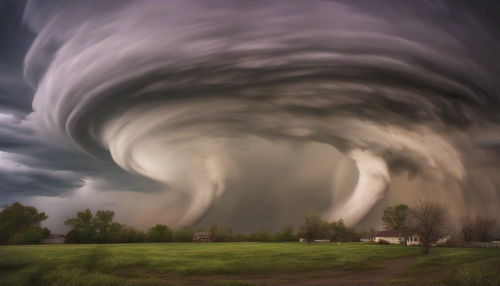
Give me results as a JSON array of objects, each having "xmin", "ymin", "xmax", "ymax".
[{"xmin": 1, "ymin": 0, "xmax": 500, "ymax": 232}]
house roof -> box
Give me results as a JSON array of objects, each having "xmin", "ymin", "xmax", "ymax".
[
  {"xmin": 373, "ymin": 231, "xmax": 405, "ymax": 238},
  {"xmin": 194, "ymin": 232, "xmax": 215, "ymax": 238},
  {"xmin": 361, "ymin": 235, "xmax": 373, "ymax": 239},
  {"xmin": 41, "ymin": 234, "xmax": 65, "ymax": 239}
]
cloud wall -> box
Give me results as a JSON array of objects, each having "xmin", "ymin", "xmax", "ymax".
[{"xmin": 3, "ymin": 0, "xmax": 500, "ymax": 229}]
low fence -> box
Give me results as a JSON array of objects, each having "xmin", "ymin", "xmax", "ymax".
[{"xmin": 460, "ymin": 242, "xmax": 500, "ymax": 248}]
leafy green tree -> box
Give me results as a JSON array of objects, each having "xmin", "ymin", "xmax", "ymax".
[
  {"xmin": 113, "ymin": 225, "xmax": 143, "ymax": 243},
  {"xmin": 235, "ymin": 233, "xmax": 247, "ymax": 242},
  {"xmin": 196, "ymin": 227, "xmax": 209, "ymax": 232},
  {"xmin": 0, "ymin": 202, "xmax": 49, "ymax": 244},
  {"xmin": 209, "ymin": 224, "xmax": 219, "ymax": 236},
  {"xmin": 369, "ymin": 228, "xmax": 378, "ymax": 236},
  {"xmin": 382, "ymin": 204, "xmax": 410, "ymax": 230},
  {"xmin": 146, "ymin": 224, "xmax": 173, "ymax": 242},
  {"xmin": 270, "ymin": 227, "xmax": 299, "ymax": 243},
  {"xmin": 41, "ymin": 227, "xmax": 51, "ymax": 238},
  {"xmin": 122, "ymin": 226, "xmax": 137, "ymax": 243},
  {"xmin": 173, "ymin": 226, "xmax": 195, "ymax": 242},
  {"xmin": 109, "ymin": 222, "xmax": 124, "ymax": 243},
  {"xmin": 298, "ymin": 209, "xmax": 322, "ymax": 242},
  {"xmin": 217, "ymin": 226, "xmax": 234, "ymax": 242},
  {"xmin": 94, "ymin": 210, "xmax": 115, "ymax": 243},
  {"xmin": 322, "ymin": 221, "xmax": 334, "ymax": 241},
  {"xmin": 248, "ymin": 229, "xmax": 270, "ymax": 242},
  {"xmin": 382, "ymin": 204, "xmax": 411, "ymax": 245},
  {"xmin": 135, "ymin": 231, "xmax": 146, "ymax": 243},
  {"xmin": 64, "ymin": 208, "xmax": 97, "ymax": 244},
  {"xmin": 65, "ymin": 230, "xmax": 78, "ymax": 244},
  {"xmin": 270, "ymin": 233, "xmax": 286, "ymax": 242},
  {"xmin": 323, "ymin": 219, "xmax": 350, "ymax": 242},
  {"xmin": 348, "ymin": 227, "xmax": 361, "ymax": 242},
  {"xmin": 282, "ymin": 226, "xmax": 296, "ymax": 242},
  {"xmin": 332, "ymin": 219, "xmax": 349, "ymax": 242}
]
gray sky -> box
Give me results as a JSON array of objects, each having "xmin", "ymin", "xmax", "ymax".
[{"xmin": 1, "ymin": 0, "xmax": 500, "ymax": 234}]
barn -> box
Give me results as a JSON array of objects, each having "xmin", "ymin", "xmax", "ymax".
[
  {"xmin": 39, "ymin": 234, "xmax": 65, "ymax": 244},
  {"xmin": 193, "ymin": 232, "xmax": 217, "ymax": 242}
]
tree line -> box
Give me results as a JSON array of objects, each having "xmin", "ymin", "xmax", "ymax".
[
  {"xmin": 296, "ymin": 209, "xmax": 376, "ymax": 243},
  {"xmin": 0, "ymin": 202, "xmax": 368, "ymax": 245},
  {"xmin": 1, "ymin": 198, "xmax": 497, "ymax": 249},
  {"xmin": 63, "ymin": 208, "xmax": 373, "ymax": 244},
  {"xmin": 63, "ymin": 208, "xmax": 302, "ymax": 243}
]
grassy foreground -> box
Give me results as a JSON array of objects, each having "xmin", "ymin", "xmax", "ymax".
[{"xmin": 1, "ymin": 242, "xmax": 499, "ymax": 285}]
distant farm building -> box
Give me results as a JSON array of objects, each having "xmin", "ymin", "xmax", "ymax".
[
  {"xmin": 361, "ymin": 230, "xmax": 380, "ymax": 242},
  {"xmin": 39, "ymin": 234, "xmax": 65, "ymax": 244},
  {"xmin": 360, "ymin": 234, "xmax": 373, "ymax": 242},
  {"xmin": 193, "ymin": 232, "xmax": 217, "ymax": 242}
]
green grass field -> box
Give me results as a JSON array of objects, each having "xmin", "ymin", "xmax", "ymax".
[{"xmin": 1, "ymin": 243, "xmax": 499, "ymax": 286}]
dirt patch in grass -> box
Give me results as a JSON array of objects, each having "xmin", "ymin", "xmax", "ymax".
[
  {"xmin": 259, "ymin": 256, "xmax": 418, "ymax": 285},
  {"xmin": 126, "ymin": 257, "xmax": 418, "ymax": 286}
]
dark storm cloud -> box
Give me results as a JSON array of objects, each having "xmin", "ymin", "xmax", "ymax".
[
  {"xmin": 15, "ymin": 0, "xmax": 500, "ymax": 228},
  {"xmin": 0, "ymin": 0, "xmax": 35, "ymax": 116},
  {"xmin": 0, "ymin": 113, "xmax": 163, "ymax": 197},
  {"xmin": 0, "ymin": 0, "xmax": 89, "ymax": 199},
  {"xmin": 0, "ymin": 167, "xmax": 84, "ymax": 196},
  {"xmin": 0, "ymin": 0, "xmax": 164, "ymax": 199}
]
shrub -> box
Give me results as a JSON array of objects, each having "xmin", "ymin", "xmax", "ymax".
[{"xmin": 378, "ymin": 239, "xmax": 390, "ymax": 245}]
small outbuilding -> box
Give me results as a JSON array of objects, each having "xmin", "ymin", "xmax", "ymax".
[
  {"xmin": 361, "ymin": 230, "xmax": 381, "ymax": 242},
  {"xmin": 193, "ymin": 232, "xmax": 217, "ymax": 242},
  {"xmin": 39, "ymin": 234, "xmax": 65, "ymax": 244},
  {"xmin": 360, "ymin": 234, "xmax": 373, "ymax": 242}
]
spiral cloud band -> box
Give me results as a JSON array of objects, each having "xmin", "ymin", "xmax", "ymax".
[{"xmin": 13, "ymin": 0, "xmax": 500, "ymax": 226}]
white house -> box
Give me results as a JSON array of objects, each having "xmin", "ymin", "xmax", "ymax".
[
  {"xmin": 39, "ymin": 234, "xmax": 65, "ymax": 244},
  {"xmin": 373, "ymin": 231, "xmax": 420, "ymax": 245}
]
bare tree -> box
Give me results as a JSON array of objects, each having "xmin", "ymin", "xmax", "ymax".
[
  {"xmin": 475, "ymin": 212, "xmax": 497, "ymax": 242},
  {"xmin": 459, "ymin": 213, "xmax": 476, "ymax": 244},
  {"xmin": 408, "ymin": 197, "xmax": 453, "ymax": 255},
  {"xmin": 298, "ymin": 209, "xmax": 322, "ymax": 243}
]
